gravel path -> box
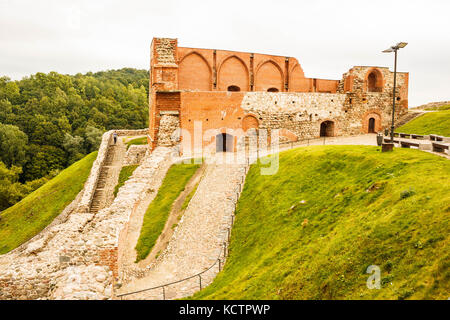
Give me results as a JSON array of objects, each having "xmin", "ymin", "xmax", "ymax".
[{"xmin": 117, "ymin": 154, "xmax": 247, "ymax": 299}]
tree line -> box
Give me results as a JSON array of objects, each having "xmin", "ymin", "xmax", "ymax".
[{"xmin": 0, "ymin": 68, "xmax": 149, "ymax": 211}]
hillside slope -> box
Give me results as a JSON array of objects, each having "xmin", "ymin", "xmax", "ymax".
[
  {"xmin": 193, "ymin": 146, "xmax": 450, "ymax": 300},
  {"xmin": 0, "ymin": 152, "xmax": 97, "ymax": 254},
  {"xmin": 396, "ymin": 110, "xmax": 450, "ymax": 136}
]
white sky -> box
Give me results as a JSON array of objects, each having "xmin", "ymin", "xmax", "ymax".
[{"xmin": 1, "ymin": 0, "xmax": 449, "ymax": 107}]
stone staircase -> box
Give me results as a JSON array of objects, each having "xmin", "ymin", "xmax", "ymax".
[
  {"xmin": 395, "ymin": 111, "xmax": 424, "ymax": 129},
  {"xmin": 90, "ymin": 144, "xmax": 121, "ymax": 214}
]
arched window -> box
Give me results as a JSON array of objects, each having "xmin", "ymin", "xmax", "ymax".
[
  {"xmin": 368, "ymin": 73, "xmax": 377, "ymax": 92},
  {"xmin": 267, "ymin": 87, "xmax": 279, "ymax": 92},
  {"xmin": 366, "ymin": 69, "xmax": 383, "ymax": 92},
  {"xmin": 227, "ymin": 85, "xmax": 240, "ymax": 92}
]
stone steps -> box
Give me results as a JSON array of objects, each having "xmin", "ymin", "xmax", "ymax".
[
  {"xmin": 89, "ymin": 144, "xmax": 121, "ymax": 214},
  {"xmin": 395, "ymin": 111, "xmax": 424, "ymax": 128}
]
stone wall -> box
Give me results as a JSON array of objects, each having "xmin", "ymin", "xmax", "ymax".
[
  {"xmin": 156, "ymin": 114, "xmax": 180, "ymax": 147},
  {"xmin": 77, "ymin": 130, "xmax": 114, "ymax": 213},
  {"xmin": 241, "ymin": 92, "xmax": 348, "ymax": 139},
  {"xmin": 123, "ymin": 145, "xmax": 149, "ymax": 166},
  {"xmin": 0, "ymin": 132, "xmax": 169, "ymax": 300}
]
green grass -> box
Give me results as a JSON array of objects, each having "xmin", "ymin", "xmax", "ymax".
[
  {"xmin": 424, "ymin": 104, "xmax": 450, "ymax": 111},
  {"xmin": 181, "ymin": 181, "xmax": 200, "ymax": 211},
  {"xmin": 114, "ymin": 165, "xmax": 139, "ymax": 197},
  {"xmin": 126, "ymin": 136, "xmax": 147, "ymax": 150},
  {"xmin": 192, "ymin": 146, "xmax": 450, "ymax": 300},
  {"xmin": 0, "ymin": 152, "xmax": 97, "ymax": 254},
  {"xmin": 135, "ymin": 162, "xmax": 201, "ymax": 262},
  {"xmin": 396, "ymin": 110, "xmax": 450, "ymax": 136}
]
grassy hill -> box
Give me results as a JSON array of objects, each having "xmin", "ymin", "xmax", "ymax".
[
  {"xmin": 396, "ymin": 110, "xmax": 450, "ymax": 136},
  {"xmin": 192, "ymin": 146, "xmax": 449, "ymax": 300},
  {"xmin": 0, "ymin": 152, "xmax": 97, "ymax": 254},
  {"xmin": 135, "ymin": 161, "xmax": 201, "ymax": 262}
]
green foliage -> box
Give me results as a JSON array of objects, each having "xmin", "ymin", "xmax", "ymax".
[
  {"xmin": 0, "ymin": 123, "xmax": 28, "ymax": 167},
  {"xmin": 396, "ymin": 110, "xmax": 450, "ymax": 136},
  {"xmin": 192, "ymin": 146, "xmax": 450, "ymax": 300},
  {"xmin": 126, "ymin": 136, "xmax": 147, "ymax": 150},
  {"xmin": 135, "ymin": 162, "xmax": 201, "ymax": 262},
  {"xmin": 0, "ymin": 152, "xmax": 97, "ymax": 254},
  {"xmin": 85, "ymin": 125, "xmax": 103, "ymax": 153},
  {"xmin": 114, "ymin": 165, "xmax": 139, "ymax": 197},
  {"xmin": 0, "ymin": 68, "xmax": 149, "ymax": 210}
]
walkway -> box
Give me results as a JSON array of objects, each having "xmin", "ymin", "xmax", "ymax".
[
  {"xmin": 90, "ymin": 141, "xmax": 125, "ymax": 213},
  {"xmin": 117, "ymin": 154, "xmax": 247, "ymax": 299}
]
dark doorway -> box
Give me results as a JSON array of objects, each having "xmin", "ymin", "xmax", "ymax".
[
  {"xmin": 267, "ymin": 87, "xmax": 279, "ymax": 92},
  {"xmin": 227, "ymin": 85, "xmax": 240, "ymax": 92},
  {"xmin": 320, "ymin": 121, "xmax": 334, "ymax": 137},
  {"xmin": 368, "ymin": 117, "xmax": 376, "ymax": 133},
  {"xmin": 216, "ymin": 133, "xmax": 233, "ymax": 152}
]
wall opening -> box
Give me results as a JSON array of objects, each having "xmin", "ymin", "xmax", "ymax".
[
  {"xmin": 267, "ymin": 87, "xmax": 279, "ymax": 92},
  {"xmin": 216, "ymin": 133, "xmax": 233, "ymax": 152},
  {"xmin": 368, "ymin": 117, "xmax": 376, "ymax": 133},
  {"xmin": 368, "ymin": 73, "xmax": 377, "ymax": 92},
  {"xmin": 227, "ymin": 85, "xmax": 240, "ymax": 92},
  {"xmin": 320, "ymin": 121, "xmax": 335, "ymax": 137},
  {"xmin": 366, "ymin": 69, "xmax": 383, "ymax": 92}
]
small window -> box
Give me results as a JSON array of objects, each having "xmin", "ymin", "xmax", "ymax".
[
  {"xmin": 267, "ymin": 88, "xmax": 279, "ymax": 92},
  {"xmin": 227, "ymin": 85, "xmax": 240, "ymax": 92}
]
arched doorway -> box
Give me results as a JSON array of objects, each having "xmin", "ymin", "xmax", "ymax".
[
  {"xmin": 216, "ymin": 133, "xmax": 233, "ymax": 152},
  {"xmin": 267, "ymin": 87, "xmax": 279, "ymax": 92},
  {"xmin": 227, "ymin": 85, "xmax": 240, "ymax": 92},
  {"xmin": 368, "ymin": 117, "xmax": 376, "ymax": 133},
  {"xmin": 320, "ymin": 121, "xmax": 334, "ymax": 137}
]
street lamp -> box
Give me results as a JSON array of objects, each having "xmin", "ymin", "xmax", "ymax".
[{"xmin": 382, "ymin": 42, "xmax": 408, "ymax": 142}]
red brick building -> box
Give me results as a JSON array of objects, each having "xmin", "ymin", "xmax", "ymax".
[{"xmin": 148, "ymin": 38, "xmax": 409, "ymax": 155}]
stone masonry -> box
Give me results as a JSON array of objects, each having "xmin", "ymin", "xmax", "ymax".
[{"xmin": 0, "ymin": 130, "xmax": 168, "ymax": 300}]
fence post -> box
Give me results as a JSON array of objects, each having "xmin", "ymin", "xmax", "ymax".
[
  {"xmin": 227, "ymin": 228, "xmax": 230, "ymax": 242},
  {"xmin": 162, "ymin": 286, "xmax": 165, "ymax": 300},
  {"xmin": 218, "ymin": 258, "xmax": 222, "ymax": 272},
  {"xmin": 199, "ymin": 275, "xmax": 202, "ymax": 290}
]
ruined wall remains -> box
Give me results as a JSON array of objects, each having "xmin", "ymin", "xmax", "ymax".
[
  {"xmin": 123, "ymin": 145, "xmax": 149, "ymax": 166},
  {"xmin": 148, "ymin": 38, "xmax": 409, "ymax": 155},
  {"xmin": 0, "ymin": 127, "xmax": 172, "ymax": 299},
  {"xmin": 156, "ymin": 114, "xmax": 180, "ymax": 147}
]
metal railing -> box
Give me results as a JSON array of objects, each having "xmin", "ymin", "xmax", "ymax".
[
  {"xmin": 115, "ymin": 138, "xmax": 329, "ymax": 300},
  {"xmin": 116, "ymin": 241, "xmax": 228, "ymax": 299},
  {"xmin": 116, "ymin": 164, "xmax": 246, "ymax": 300}
]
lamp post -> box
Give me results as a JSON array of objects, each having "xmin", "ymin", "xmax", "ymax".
[{"xmin": 382, "ymin": 42, "xmax": 408, "ymax": 142}]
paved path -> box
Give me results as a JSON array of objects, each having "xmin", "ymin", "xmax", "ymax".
[
  {"xmin": 115, "ymin": 133, "xmax": 448, "ymax": 300},
  {"xmin": 117, "ymin": 154, "xmax": 247, "ymax": 299},
  {"xmin": 90, "ymin": 141, "xmax": 126, "ymax": 213}
]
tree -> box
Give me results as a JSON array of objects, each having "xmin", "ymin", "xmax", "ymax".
[
  {"xmin": 0, "ymin": 123, "xmax": 28, "ymax": 167},
  {"xmin": 63, "ymin": 132, "xmax": 84, "ymax": 164},
  {"xmin": 85, "ymin": 125, "xmax": 103, "ymax": 152}
]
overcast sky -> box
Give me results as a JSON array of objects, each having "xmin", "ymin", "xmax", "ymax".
[{"xmin": 1, "ymin": 0, "xmax": 449, "ymax": 107}]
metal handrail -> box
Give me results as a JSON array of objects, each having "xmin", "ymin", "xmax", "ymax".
[
  {"xmin": 116, "ymin": 142, "xmax": 307, "ymax": 299},
  {"xmin": 116, "ymin": 241, "xmax": 227, "ymax": 298}
]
